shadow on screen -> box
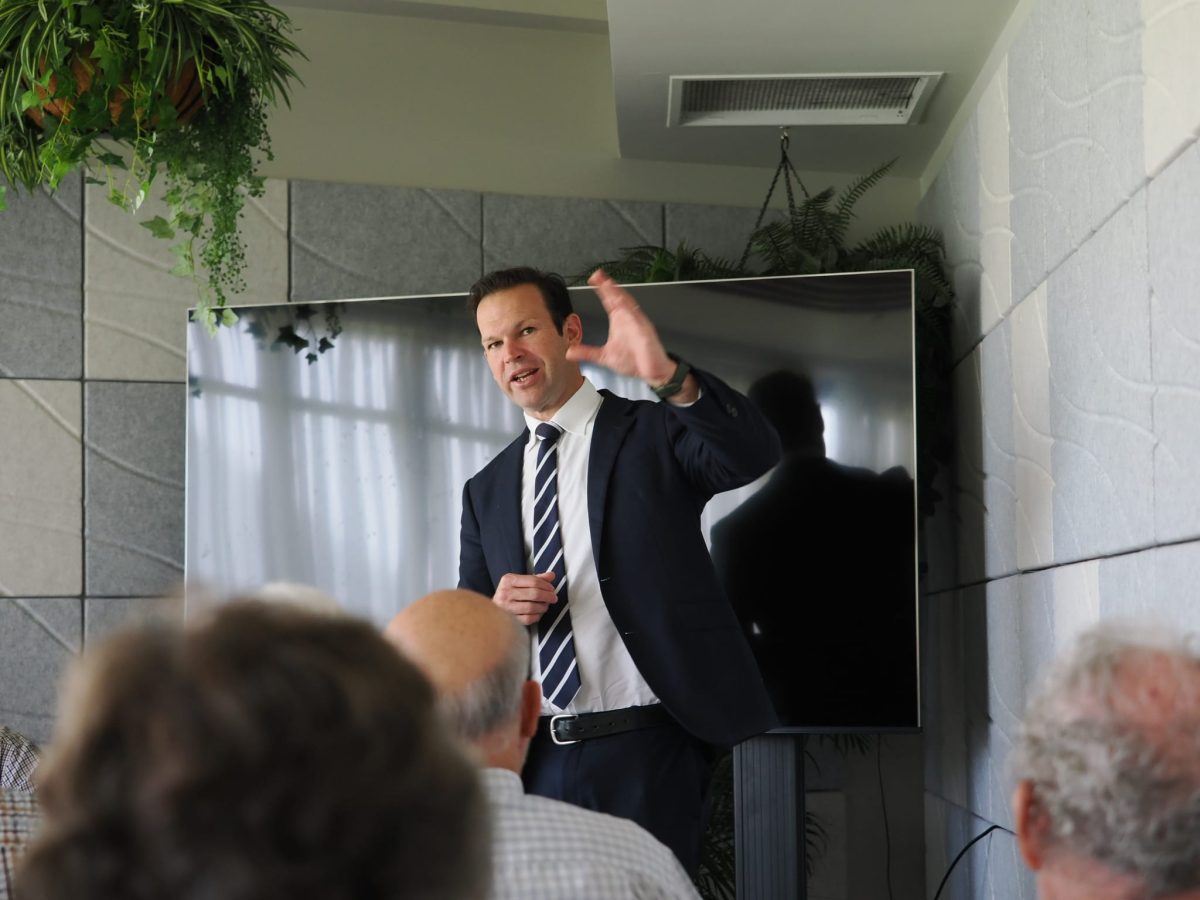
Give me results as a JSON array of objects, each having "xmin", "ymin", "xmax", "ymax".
[{"xmin": 711, "ymin": 370, "xmax": 918, "ymax": 731}]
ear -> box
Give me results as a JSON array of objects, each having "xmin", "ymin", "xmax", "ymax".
[
  {"xmin": 1013, "ymin": 780, "xmax": 1049, "ymax": 871},
  {"xmin": 518, "ymin": 680, "xmax": 541, "ymax": 739},
  {"xmin": 562, "ymin": 313, "xmax": 583, "ymax": 346}
]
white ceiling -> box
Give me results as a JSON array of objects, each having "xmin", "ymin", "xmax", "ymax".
[{"xmin": 281, "ymin": 0, "xmax": 1019, "ymax": 180}]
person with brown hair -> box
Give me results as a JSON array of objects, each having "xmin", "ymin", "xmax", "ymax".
[{"xmin": 14, "ymin": 600, "xmax": 489, "ymax": 900}]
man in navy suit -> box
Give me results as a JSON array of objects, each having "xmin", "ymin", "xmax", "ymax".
[{"xmin": 458, "ymin": 266, "xmax": 779, "ymax": 872}]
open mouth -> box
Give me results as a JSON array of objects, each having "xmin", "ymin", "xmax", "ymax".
[{"xmin": 511, "ymin": 368, "xmax": 538, "ymax": 385}]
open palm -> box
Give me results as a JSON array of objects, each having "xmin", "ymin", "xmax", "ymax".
[{"xmin": 567, "ymin": 269, "xmax": 675, "ymax": 385}]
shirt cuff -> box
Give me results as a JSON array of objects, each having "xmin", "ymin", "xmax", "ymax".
[{"xmin": 669, "ymin": 386, "xmax": 703, "ymax": 408}]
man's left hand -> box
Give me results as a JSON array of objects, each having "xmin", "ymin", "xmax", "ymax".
[{"xmin": 568, "ymin": 270, "xmax": 697, "ymax": 403}]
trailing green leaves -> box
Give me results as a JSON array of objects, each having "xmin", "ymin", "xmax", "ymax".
[
  {"xmin": 0, "ymin": 0, "xmax": 304, "ymax": 325},
  {"xmin": 139, "ymin": 213, "xmax": 173, "ymax": 239}
]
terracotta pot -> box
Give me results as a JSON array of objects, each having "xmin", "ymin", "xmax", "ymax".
[{"xmin": 24, "ymin": 47, "xmax": 203, "ymax": 129}]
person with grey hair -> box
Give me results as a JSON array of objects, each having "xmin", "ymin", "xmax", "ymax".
[
  {"xmin": 1011, "ymin": 622, "xmax": 1200, "ymax": 900},
  {"xmin": 385, "ymin": 590, "xmax": 701, "ymax": 900}
]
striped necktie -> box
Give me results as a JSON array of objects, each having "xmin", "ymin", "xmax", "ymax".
[{"xmin": 533, "ymin": 422, "xmax": 581, "ymax": 708}]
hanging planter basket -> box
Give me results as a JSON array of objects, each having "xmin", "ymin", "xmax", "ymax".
[
  {"xmin": 23, "ymin": 47, "xmax": 203, "ymax": 130},
  {"xmin": 0, "ymin": 0, "xmax": 304, "ymax": 330}
]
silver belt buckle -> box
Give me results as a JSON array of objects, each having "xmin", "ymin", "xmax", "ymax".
[{"xmin": 549, "ymin": 713, "xmax": 579, "ymax": 746}]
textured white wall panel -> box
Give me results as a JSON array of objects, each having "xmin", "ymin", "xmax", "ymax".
[
  {"xmin": 980, "ymin": 323, "xmax": 1019, "ymax": 579},
  {"xmin": 1142, "ymin": 0, "xmax": 1200, "ymax": 177},
  {"xmin": 1050, "ymin": 559, "xmax": 1102, "ymax": 645},
  {"xmin": 953, "ymin": 349, "xmax": 988, "ymax": 584},
  {"xmin": 1010, "ymin": 283, "xmax": 1054, "ymax": 569},
  {"xmin": 921, "ymin": 1, "xmax": 1191, "ymax": 895},
  {"xmin": 977, "ymin": 58, "xmax": 1015, "ymax": 348},
  {"xmin": 1047, "ymin": 193, "xmax": 1154, "ymax": 562},
  {"xmin": 1148, "ymin": 144, "xmax": 1200, "ymax": 543},
  {"xmin": 1150, "ymin": 541, "xmax": 1200, "ymax": 629},
  {"xmin": 1039, "ymin": 0, "xmax": 1093, "ymax": 275},
  {"xmin": 1086, "ymin": 0, "xmax": 1145, "ymax": 229}
]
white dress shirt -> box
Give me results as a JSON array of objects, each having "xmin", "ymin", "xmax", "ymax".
[
  {"xmin": 521, "ymin": 379, "xmax": 659, "ymax": 715},
  {"xmin": 482, "ymin": 768, "xmax": 700, "ymax": 900}
]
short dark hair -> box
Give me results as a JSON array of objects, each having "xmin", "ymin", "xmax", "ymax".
[
  {"xmin": 18, "ymin": 602, "xmax": 489, "ymax": 900},
  {"xmin": 468, "ymin": 267, "xmax": 574, "ymax": 334}
]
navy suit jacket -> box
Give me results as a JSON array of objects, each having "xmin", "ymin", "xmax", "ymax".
[{"xmin": 459, "ymin": 369, "xmax": 781, "ymax": 746}]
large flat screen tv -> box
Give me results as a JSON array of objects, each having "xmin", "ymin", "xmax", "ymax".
[{"xmin": 186, "ymin": 271, "xmax": 918, "ymax": 732}]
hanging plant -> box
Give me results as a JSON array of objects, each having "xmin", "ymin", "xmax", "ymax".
[
  {"xmin": 583, "ymin": 153, "xmax": 955, "ymax": 520},
  {"xmin": 0, "ymin": 0, "xmax": 304, "ymax": 332}
]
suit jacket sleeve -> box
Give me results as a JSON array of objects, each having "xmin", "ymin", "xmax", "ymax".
[
  {"xmin": 663, "ymin": 368, "xmax": 782, "ymax": 496},
  {"xmin": 458, "ymin": 479, "xmax": 494, "ymax": 595}
]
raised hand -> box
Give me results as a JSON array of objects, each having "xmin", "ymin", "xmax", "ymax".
[{"xmin": 567, "ymin": 269, "xmax": 678, "ymax": 386}]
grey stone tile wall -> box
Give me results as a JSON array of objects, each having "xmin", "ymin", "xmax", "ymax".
[
  {"xmin": 0, "ymin": 176, "xmax": 82, "ymax": 379},
  {"xmin": 482, "ymin": 194, "xmax": 661, "ymax": 281},
  {"xmin": 85, "ymin": 381, "xmax": 186, "ymax": 596},
  {"xmin": 291, "ymin": 182, "xmax": 483, "ymax": 299},
  {"xmin": 664, "ymin": 202, "xmax": 782, "ymax": 267},
  {"xmin": 0, "ymin": 598, "xmax": 80, "ymax": 744},
  {"xmin": 84, "ymin": 595, "xmax": 185, "ymax": 644}
]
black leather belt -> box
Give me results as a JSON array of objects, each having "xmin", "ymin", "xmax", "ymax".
[{"xmin": 537, "ymin": 704, "xmax": 672, "ymax": 746}]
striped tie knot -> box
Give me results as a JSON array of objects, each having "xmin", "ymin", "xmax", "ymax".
[{"xmin": 536, "ymin": 422, "xmax": 563, "ymax": 445}]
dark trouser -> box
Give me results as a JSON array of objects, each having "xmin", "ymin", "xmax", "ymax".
[{"xmin": 522, "ymin": 715, "xmax": 713, "ymax": 874}]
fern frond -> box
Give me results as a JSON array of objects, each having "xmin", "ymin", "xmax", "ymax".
[
  {"xmin": 578, "ymin": 242, "xmax": 748, "ymax": 287},
  {"xmin": 831, "ymin": 158, "xmax": 895, "ymax": 244}
]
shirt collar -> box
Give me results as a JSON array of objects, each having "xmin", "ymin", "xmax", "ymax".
[
  {"xmin": 481, "ymin": 766, "xmax": 525, "ymax": 799},
  {"xmin": 523, "ymin": 378, "xmax": 601, "ymax": 441}
]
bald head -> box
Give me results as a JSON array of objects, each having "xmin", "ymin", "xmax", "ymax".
[
  {"xmin": 386, "ymin": 590, "xmax": 519, "ymax": 696},
  {"xmin": 386, "ymin": 590, "xmax": 532, "ymax": 754}
]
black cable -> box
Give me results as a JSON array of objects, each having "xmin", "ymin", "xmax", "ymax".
[
  {"xmin": 931, "ymin": 823, "xmax": 1016, "ymax": 900},
  {"xmin": 876, "ymin": 739, "xmax": 895, "ymax": 900},
  {"xmin": 736, "ymin": 130, "xmax": 789, "ymax": 272}
]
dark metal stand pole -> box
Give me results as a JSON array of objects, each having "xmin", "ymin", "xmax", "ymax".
[{"xmin": 733, "ymin": 733, "xmax": 807, "ymax": 899}]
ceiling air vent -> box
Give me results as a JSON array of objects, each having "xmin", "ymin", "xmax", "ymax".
[{"xmin": 666, "ymin": 73, "xmax": 942, "ymax": 127}]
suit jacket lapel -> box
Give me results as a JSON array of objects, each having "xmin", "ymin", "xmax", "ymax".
[
  {"xmin": 587, "ymin": 391, "xmax": 636, "ymax": 567},
  {"xmin": 491, "ymin": 431, "xmax": 527, "ymax": 577}
]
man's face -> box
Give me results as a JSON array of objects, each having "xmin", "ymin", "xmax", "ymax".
[{"xmin": 476, "ymin": 283, "xmax": 584, "ymax": 421}]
